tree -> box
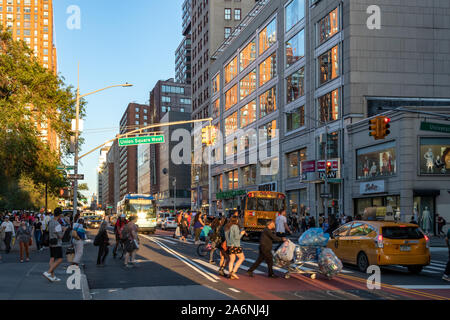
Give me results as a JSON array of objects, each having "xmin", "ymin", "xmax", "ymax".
[{"xmin": 0, "ymin": 27, "xmax": 86, "ymax": 209}]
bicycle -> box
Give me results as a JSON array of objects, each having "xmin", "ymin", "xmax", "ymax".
[{"xmin": 197, "ymin": 239, "xmax": 220, "ymax": 262}]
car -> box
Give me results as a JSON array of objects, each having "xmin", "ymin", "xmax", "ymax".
[
  {"xmin": 157, "ymin": 212, "xmax": 172, "ymax": 228},
  {"xmin": 85, "ymin": 215, "xmax": 103, "ymax": 229},
  {"xmin": 327, "ymin": 220, "xmax": 430, "ymax": 273},
  {"xmin": 161, "ymin": 217, "xmax": 177, "ymax": 230}
]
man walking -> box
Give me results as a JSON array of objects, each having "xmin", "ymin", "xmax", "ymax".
[
  {"xmin": 443, "ymin": 227, "xmax": 450, "ymax": 282},
  {"xmin": 1, "ymin": 216, "xmax": 14, "ymax": 254},
  {"xmin": 247, "ymin": 221, "xmax": 286, "ymax": 278},
  {"xmin": 43, "ymin": 208, "xmax": 66, "ymax": 282},
  {"xmin": 275, "ymin": 210, "xmax": 291, "ymax": 238}
]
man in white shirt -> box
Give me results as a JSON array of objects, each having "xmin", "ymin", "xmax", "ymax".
[
  {"xmin": 275, "ymin": 210, "xmax": 291, "ymax": 238},
  {"xmin": 1, "ymin": 216, "xmax": 15, "ymax": 253}
]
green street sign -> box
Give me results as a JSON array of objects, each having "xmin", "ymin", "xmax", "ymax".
[
  {"xmin": 118, "ymin": 135, "xmax": 165, "ymax": 147},
  {"xmin": 420, "ymin": 122, "xmax": 450, "ymax": 134},
  {"xmin": 57, "ymin": 165, "xmax": 75, "ymax": 171}
]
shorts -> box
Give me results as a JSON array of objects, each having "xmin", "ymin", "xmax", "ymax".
[
  {"xmin": 50, "ymin": 246, "xmax": 63, "ymax": 259},
  {"xmin": 227, "ymin": 246, "xmax": 243, "ymax": 255}
]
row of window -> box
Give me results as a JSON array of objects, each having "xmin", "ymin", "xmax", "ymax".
[{"xmin": 224, "ymin": 8, "xmax": 241, "ymax": 21}]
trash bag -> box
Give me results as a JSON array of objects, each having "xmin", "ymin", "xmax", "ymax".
[
  {"xmin": 295, "ymin": 246, "xmax": 320, "ymax": 262},
  {"xmin": 298, "ymin": 228, "xmax": 330, "ymax": 247},
  {"xmin": 275, "ymin": 240, "xmax": 296, "ymax": 262},
  {"xmin": 318, "ymin": 248, "xmax": 343, "ymax": 279}
]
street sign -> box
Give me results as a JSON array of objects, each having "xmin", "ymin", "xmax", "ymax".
[
  {"xmin": 320, "ymin": 193, "xmax": 332, "ymax": 198},
  {"xmin": 57, "ymin": 165, "xmax": 75, "ymax": 171},
  {"xmin": 420, "ymin": 122, "xmax": 450, "ymax": 134},
  {"xmin": 68, "ymin": 174, "xmax": 84, "ymax": 180},
  {"xmin": 118, "ymin": 135, "xmax": 165, "ymax": 147}
]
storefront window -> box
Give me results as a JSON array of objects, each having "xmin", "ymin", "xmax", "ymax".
[
  {"xmin": 354, "ymin": 196, "xmax": 400, "ymax": 219},
  {"xmin": 240, "ymin": 69, "xmax": 257, "ymax": 100},
  {"xmin": 225, "ymin": 56, "xmax": 238, "ymax": 84},
  {"xmin": 356, "ymin": 141, "xmax": 396, "ymax": 180},
  {"xmin": 259, "ymin": 86, "xmax": 277, "ymax": 118},
  {"xmin": 259, "ymin": 52, "xmax": 277, "ymax": 86},
  {"xmin": 242, "ymin": 165, "xmax": 256, "ymax": 186},
  {"xmin": 285, "ymin": 0, "xmax": 305, "ymax": 32},
  {"xmin": 286, "ymin": 106, "xmax": 305, "ymax": 132},
  {"xmin": 287, "ymin": 189, "xmax": 307, "ymax": 216},
  {"xmin": 318, "ymin": 45, "xmax": 339, "ymax": 86},
  {"xmin": 240, "ymin": 100, "xmax": 257, "ymax": 128},
  {"xmin": 225, "ymin": 85, "xmax": 238, "ymax": 111},
  {"xmin": 286, "ymin": 67, "xmax": 305, "ymax": 104},
  {"xmin": 259, "ymin": 18, "xmax": 277, "ymax": 55},
  {"xmin": 240, "ymin": 38, "xmax": 256, "ymax": 72},
  {"xmin": 286, "ymin": 29, "xmax": 304, "ymax": 68},
  {"xmin": 318, "ymin": 7, "xmax": 339, "ymax": 46},
  {"xmin": 419, "ymin": 137, "xmax": 450, "ymax": 175},
  {"xmin": 225, "ymin": 112, "xmax": 238, "ymax": 136},
  {"xmin": 287, "ymin": 148, "xmax": 307, "ymax": 178},
  {"xmin": 318, "ymin": 89, "xmax": 339, "ymax": 122}
]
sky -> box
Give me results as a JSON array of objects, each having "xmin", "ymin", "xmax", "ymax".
[{"xmin": 53, "ymin": 0, "xmax": 184, "ymax": 202}]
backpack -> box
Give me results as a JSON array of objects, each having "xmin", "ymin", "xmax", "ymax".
[{"xmin": 93, "ymin": 232, "xmax": 102, "ymax": 246}]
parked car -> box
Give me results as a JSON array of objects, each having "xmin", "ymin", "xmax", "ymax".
[
  {"xmin": 157, "ymin": 212, "xmax": 172, "ymax": 228},
  {"xmin": 161, "ymin": 217, "xmax": 177, "ymax": 230},
  {"xmin": 327, "ymin": 220, "xmax": 430, "ymax": 273}
]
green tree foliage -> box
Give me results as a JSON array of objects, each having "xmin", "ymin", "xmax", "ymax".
[{"xmin": 0, "ymin": 27, "xmax": 86, "ymax": 209}]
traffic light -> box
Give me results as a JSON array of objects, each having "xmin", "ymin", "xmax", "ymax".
[
  {"xmin": 326, "ymin": 161, "xmax": 332, "ymax": 175},
  {"xmin": 379, "ymin": 117, "xmax": 391, "ymax": 139},
  {"xmin": 201, "ymin": 126, "xmax": 212, "ymax": 145},
  {"xmin": 369, "ymin": 118, "xmax": 380, "ymax": 140}
]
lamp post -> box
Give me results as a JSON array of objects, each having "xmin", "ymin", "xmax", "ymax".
[{"xmin": 72, "ymin": 64, "xmax": 132, "ymax": 219}]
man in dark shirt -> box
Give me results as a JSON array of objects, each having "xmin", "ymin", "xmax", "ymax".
[{"xmin": 247, "ymin": 220, "xmax": 286, "ymax": 278}]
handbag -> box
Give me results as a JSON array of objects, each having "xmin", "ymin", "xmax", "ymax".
[
  {"xmin": 66, "ymin": 246, "xmax": 75, "ymax": 263},
  {"xmin": 29, "ymin": 238, "xmax": 33, "ymax": 246},
  {"xmin": 175, "ymin": 226, "xmax": 181, "ymax": 237}
]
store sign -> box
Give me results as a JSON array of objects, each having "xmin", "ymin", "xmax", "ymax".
[
  {"xmin": 420, "ymin": 122, "xmax": 450, "ymax": 134},
  {"xmin": 360, "ymin": 180, "xmax": 385, "ymax": 194},
  {"xmin": 317, "ymin": 160, "xmax": 339, "ymax": 171},
  {"xmin": 301, "ymin": 160, "xmax": 316, "ymax": 173},
  {"xmin": 216, "ymin": 190, "xmax": 246, "ymax": 200},
  {"xmin": 258, "ymin": 182, "xmax": 277, "ymax": 192}
]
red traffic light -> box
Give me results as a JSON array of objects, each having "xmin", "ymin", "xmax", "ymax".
[
  {"xmin": 384, "ymin": 117, "xmax": 391, "ymax": 124},
  {"xmin": 326, "ymin": 161, "xmax": 332, "ymax": 167}
]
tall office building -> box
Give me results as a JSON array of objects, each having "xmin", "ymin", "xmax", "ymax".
[
  {"xmin": 0, "ymin": 0, "xmax": 59, "ymax": 150},
  {"xmin": 119, "ymin": 103, "xmax": 151, "ymax": 200},
  {"xmin": 190, "ymin": 0, "xmax": 257, "ymax": 211},
  {"xmin": 175, "ymin": 0, "xmax": 192, "ymax": 84}
]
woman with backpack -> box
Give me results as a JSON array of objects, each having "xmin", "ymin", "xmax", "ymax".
[
  {"xmin": 95, "ymin": 219, "xmax": 110, "ymax": 267},
  {"xmin": 123, "ymin": 216, "xmax": 139, "ymax": 268},
  {"xmin": 193, "ymin": 211, "xmax": 205, "ymax": 245}
]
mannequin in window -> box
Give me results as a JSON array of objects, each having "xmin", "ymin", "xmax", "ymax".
[
  {"xmin": 424, "ymin": 148, "xmax": 434, "ymax": 173},
  {"xmin": 420, "ymin": 206, "xmax": 432, "ymax": 235},
  {"xmin": 435, "ymin": 155, "xmax": 446, "ymax": 174},
  {"xmin": 369, "ymin": 162, "xmax": 377, "ymax": 177},
  {"xmin": 363, "ymin": 157, "xmax": 369, "ymax": 178}
]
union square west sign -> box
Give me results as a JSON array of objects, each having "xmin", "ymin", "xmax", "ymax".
[{"xmin": 118, "ymin": 135, "xmax": 165, "ymax": 147}]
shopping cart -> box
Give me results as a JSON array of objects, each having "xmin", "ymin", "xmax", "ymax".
[{"xmin": 274, "ymin": 243, "xmax": 323, "ymax": 279}]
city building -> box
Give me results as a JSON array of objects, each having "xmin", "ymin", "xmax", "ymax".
[
  {"xmin": 208, "ymin": 0, "xmax": 450, "ymax": 231},
  {"xmin": 175, "ymin": 0, "xmax": 192, "ymax": 84},
  {"xmin": 119, "ymin": 103, "xmax": 151, "ymax": 200},
  {"xmin": 106, "ymin": 140, "xmax": 120, "ymax": 214},
  {"xmin": 190, "ymin": 0, "xmax": 258, "ymax": 212},
  {"xmin": 0, "ymin": 0, "xmax": 59, "ymax": 151},
  {"xmin": 97, "ymin": 145, "xmax": 111, "ymax": 209}
]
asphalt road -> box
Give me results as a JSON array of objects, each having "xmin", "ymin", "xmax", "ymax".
[{"xmin": 81, "ymin": 227, "xmax": 450, "ymax": 300}]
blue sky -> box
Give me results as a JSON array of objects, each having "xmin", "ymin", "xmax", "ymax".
[{"xmin": 53, "ymin": 0, "xmax": 184, "ymax": 202}]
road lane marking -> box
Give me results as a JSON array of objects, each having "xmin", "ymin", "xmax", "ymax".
[
  {"xmin": 394, "ymin": 285, "xmax": 450, "ymax": 290},
  {"xmin": 141, "ymin": 234, "xmax": 219, "ymax": 283},
  {"xmin": 229, "ymin": 288, "xmax": 241, "ymax": 293},
  {"xmin": 430, "ymin": 261, "xmax": 447, "ymax": 267},
  {"xmin": 153, "ymin": 237, "xmax": 178, "ymax": 245},
  {"xmin": 424, "ymin": 265, "xmax": 445, "ymax": 271}
]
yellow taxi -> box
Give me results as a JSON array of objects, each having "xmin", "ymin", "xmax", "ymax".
[{"xmin": 327, "ymin": 221, "xmax": 431, "ymax": 273}]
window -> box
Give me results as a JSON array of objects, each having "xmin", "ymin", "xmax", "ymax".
[
  {"xmin": 240, "ymin": 100, "xmax": 256, "ymax": 128},
  {"xmin": 225, "ymin": 139, "xmax": 238, "ymax": 157},
  {"xmin": 319, "ymin": 45, "xmax": 339, "ymax": 85},
  {"xmin": 212, "ymin": 74, "xmax": 220, "ymax": 94},
  {"xmin": 286, "ymin": 67, "xmax": 305, "ymax": 104},
  {"xmin": 259, "ymin": 52, "xmax": 277, "ymax": 86},
  {"xmin": 317, "ymin": 132, "xmax": 339, "ymax": 160},
  {"xmin": 224, "ymin": 85, "xmax": 238, "ymax": 111},
  {"xmin": 234, "ymin": 9, "xmax": 241, "ymax": 21},
  {"xmin": 224, "ymin": 8, "xmax": 231, "ymax": 20},
  {"xmin": 258, "ymin": 18, "xmax": 276, "ymax": 55},
  {"xmin": 319, "ymin": 89, "xmax": 339, "ymax": 122},
  {"xmin": 259, "ymin": 87, "xmax": 276, "ymax": 118},
  {"xmin": 224, "ymin": 56, "xmax": 237, "ymax": 84},
  {"xmin": 419, "ymin": 138, "xmax": 450, "ymax": 175},
  {"xmin": 286, "ymin": 0, "xmax": 305, "ymax": 32},
  {"xmin": 318, "ymin": 7, "xmax": 339, "ymax": 45},
  {"xmin": 260, "ymin": 120, "xmax": 277, "ymax": 140},
  {"xmin": 239, "ymin": 69, "xmax": 256, "ymax": 99},
  {"xmin": 349, "ymin": 223, "xmax": 376, "ymax": 237},
  {"xmin": 227, "ymin": 170, "xmax": 239, "ymax": 190},
  {"xmin": 215, "ymin": 174, "xmax": 223, "ymax": 192},
  {"xmin": 286, "ymin": 105, "xmax": 305, "ymax": 132},
  {"xmin": 239, "ymin": 38, "xmax": 256, "ymax": 72},
  {"xmin": 225, "ymin": 112, "xmax": 238, "ymax": 135},
  {"xmin": 212, "ymin": 99, "xmax": 220, "ymax": 118},
  {"xmin": 333, "ymin": 225, "xmax": 351, "ymax": 238},
  {"xmin": 239, "ymin": 129, "xmax": 257, "ymax": 151},
  {"xmin": 287, "ymin": 148, "xmax": 307, "ymax": 178},
  {"xmin": 225, "ymin": 27, "xmax": 231, "ymax": 39},
  {"xmin": 286, "ymin": 29, "xmax": 304, "ymax": 67},
  {"xmin": 242, "ymin": 165, "xmax": 256, "ymax": 186},
  {"xmin": 260, "ymin": 157, "xmax": 279, "ymax": 183},
  {"xmin": 162, "ymin": 96, "xmax": 171, "ymax": 103}
]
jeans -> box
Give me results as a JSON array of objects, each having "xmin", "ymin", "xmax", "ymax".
[
  {"xmin": 97, "ymin": 244, "xmax": 109, "ymax": 265},
  {"xmin": 4, "ymin": 232, "xmax": 12, "ymax": 253},
  {"xmin": 19, "ymin": 241, "xmax": 30, "ymax": 260},
  {"xmin": 34, "ymin": 230, "xmax": 42, "ymax": 251},
  {"xmin": 72, "ymin": 239, "xmax": 84, "ymax": 265}
]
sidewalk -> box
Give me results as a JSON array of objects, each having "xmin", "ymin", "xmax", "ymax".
[{"xmin": 0, "ymin": 243, "xmax": 85, "ymax": 300}]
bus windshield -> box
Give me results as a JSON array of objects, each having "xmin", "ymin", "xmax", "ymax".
[
  {"xmin": 125, "ymin": 202, "xmax": 156, "ymax": 219},
  {"xmin": 246, "ymin": 198, "xmax": 285, "ymax": 212}
]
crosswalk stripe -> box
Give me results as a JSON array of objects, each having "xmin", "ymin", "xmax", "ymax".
[
  {"xmin": 430, "ymin": 261, "xmax": 447, "ymax": 267},
  {"xmin": 422, "ymin": 270, "xmax": 440, "ymax": 274},
  {"xmin": 193, "ymin": 258, "xmax": 264, "ymax": 275},
  {"xmin": 394, "ymin": 285, "xmax": 450, "ymax": 290},
  {"xmin": 238, "ymin": 264, "xmax": 265, "ymax": 275},
  {"xmin": 424, "ymin": 265, "xmax": 445, "ymax": 271},
  {"xmin": 153, "ymin": 237, "xmax": 178, "ymax": 245}
]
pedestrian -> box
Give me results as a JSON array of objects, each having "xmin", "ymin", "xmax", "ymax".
[
  {"xmin": 193, "ymin": 211, "xmax": 205, "ymax": 245},
  {"xmin": 43, "ymin": 208, "xmax": 66, "ymax": 282},
  {"xmin": 275, "ymin": 210, "xmax": 291, "ymax": 238},
  {"xmin": 199, "ymin": 220, "xmax": 212, "ymax": 242},
  {"xmin": 437, "ymin": 214, "xmax": 446, "ymax": 238},
  {"xmin": 1, "ymin": 216, "xmax": 14, "ymax": 253},
  {"xmin": 322, "ymin": 217, "xmax": 329, "ymax": 233},
  {"xmin": 71, "ymin": 218, "xmax": 86, "ymax": 267},
  {"xmin": 318, "ymin": 214, "xmax": 324, "ymax": 229},
  {"xmin": 208, "ymin": 218, "xmax": 222, "ymax": 265},
  {"xmin": 247, "ymin": 220, "xmax": 287, "ymax": 278},
  {"xmin": 443, "ymin": 227, "xmax": 450, "ymax": 282},
  {"xmin": 41, "ymin": 211, "xmax": 51, "ymax": 248},
  {"xmin": 33, "ymin": 216, "xmax": 43, "ymax": 251},
  {"xmin": 123, "ymin": 215, "xmax": 139, "ymax": 268},
  {"xmin": 95, "ymin": 219, "xmax": 110, "ymax": 267},
  {"xmin": 113, "ymin": 214, "xmax": 127, "ymax": 258},
  {"xmin": 325, "ymin": 214, "xmax": 340, "ymax": 235},
  {"xmin": 309, "ymin": 216, "xmax": 316, "ymax": 229},
  {"xmin": 16, "ymin": 220, "xmax": 32, "ymax": 263},
  {"xmin": 224, "ymin": 217, "xmax": 246, "ymax": 280}
]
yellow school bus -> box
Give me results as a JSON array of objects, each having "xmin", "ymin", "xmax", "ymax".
[{"xmin": 243, "ymin": 191, "xmax": 286, "ymax": 236}]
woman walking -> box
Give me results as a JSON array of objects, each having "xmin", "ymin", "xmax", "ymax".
[
  {"xmin": 225, "ymin": 217, "xmax": 246, "ymax": 280},
  {"xmin": 193, "ymin": 211, "xmax": 205, "ymax": 245},
  {"xmin": 71, "ymin": 218, "xmax": 86, "ymax": 267},
  {"xmin": 33, "ymin": 217, "xmax": 43, "ymax": 251},
  {"xmin": 216, "ymin": 217, "xmax": 229, "ymax": 276},
  {"xmin": 178, "ymin": 212, "xmax": 188, "ymax": 243},
  {"xmin": 96, "ymin": 219, "xmax": 110, "ymax": 267},
  {"xmin": 124, "ymin": 216, "xmax": 139, "ymax": 268},
  {"xmin": 16, "ymin": 221, "xmax": 32, "ymax": 263}
]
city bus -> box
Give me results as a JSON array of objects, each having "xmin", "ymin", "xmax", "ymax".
[
  {"xmin": 242, "ymin": 191, "xmax": 286, "ymax": 237},
  {"xmin": 116, "ymin": 194, "xmax": 157, "ymax": 234}
]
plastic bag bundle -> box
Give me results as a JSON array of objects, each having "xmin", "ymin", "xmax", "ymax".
[
  {"xmin": 298, "ymin": 228, "xmax": 330, "ymax": 247},
  {"xmin": 295, "ymin": 246, "xmax": 319, "ymax": 262},
  {"xmin": 275, "ymin": 240, "xmax": 296, "ymax": 262},
  {"xmin": 318, "ymin": 248, "xmax": 343, "ymax": 278}
]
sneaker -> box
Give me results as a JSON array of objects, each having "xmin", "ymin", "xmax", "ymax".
[
  {"xmin": 209, "ymin": 260, "xmax": 215, "ymax": 265},
  {"xmin": 247, "ymin": 271, "xmax": 254, "ymax": 278},
  {"xmin": 219, "ymin": 269, "xmax": 226, "ymax": 277},
  {"xmin": 42, "ymin": 272, "xmax": 52, "ymax": 282},
  {"xmin": 20, "ymin": 260, "xmax": 24, "ymax": 263},
  {"xmin": 51, "ymin": 277, "xmax": 61, "ymax": 282},
  {"xmin": 443, "ymin": 275, "xmax": 450, "ymax": 282}
]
